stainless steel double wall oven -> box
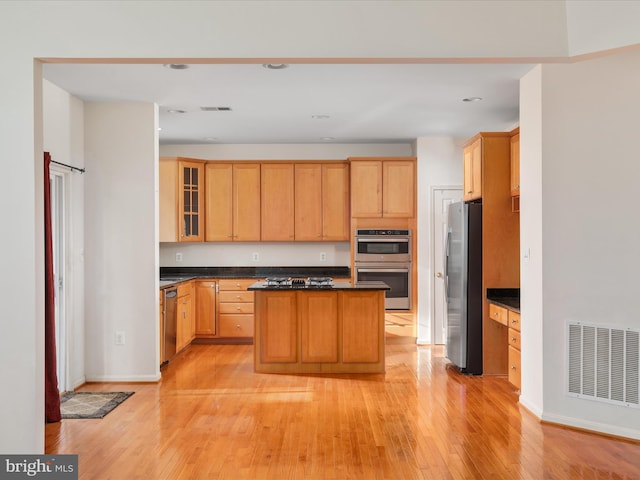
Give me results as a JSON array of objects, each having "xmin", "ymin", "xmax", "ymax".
[{"xmin": 354, "ymin": 229, "xmax": 411, "ymax": 310}]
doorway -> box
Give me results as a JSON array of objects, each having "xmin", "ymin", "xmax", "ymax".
[
  {"xmin": 432, "ymin": 187, "xmax": 462, "ymax": 344},
  {"xmin": 49, "ymin": 169, "xmax": 67, "ymax": 392}
]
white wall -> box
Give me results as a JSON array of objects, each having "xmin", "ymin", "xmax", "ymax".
[
  {"xmin": 43, "ymin": 80, "xmax": 86, "ymax": 390},
  {"xmin": 415, "ymin": 137, "xmax": 464, "ymax": 343},
  {"xmin": 3, "ymin": 0, "xmax": 640, "ymax": 454},
  {"xmin": 520, "ymin": 49, "xmax": 640, "ymax": 439},
  {"xmin": 84, "ymin": 102, "xmax": 160, "ymax": 382},
  {"xmin": 519, "ymin": 66, "xmax": 544, "ymax": 417}
]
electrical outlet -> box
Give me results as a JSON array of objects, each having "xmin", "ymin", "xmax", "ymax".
[
  {"xmin": 252, "ymin": 252, "xmax": 260, "ymax": 262},
  {"xmin": 115, "ymin": 331, "xmax": 125, "ymax": 345},
  {"xmin": 176, "ymin": 252, "xmax": 183, "ymax": 262},
  {"xmin": 320, "ymin": 252, "xmax": 327, "ymax": 262}
]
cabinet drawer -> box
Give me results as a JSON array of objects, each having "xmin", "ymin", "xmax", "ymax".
[
  {"xmin": 218, "ymin": 279, "xmax": 256, "ymax": 291},
  {"xmin": 509, "ymin": 329, "xmax": 521, "ymax": 350},
  {"xmin": 508, "ymin": 345, "xmax": 521, "ymax": 389},
  {"xmin": 218, "ymin": 291, "xmax": 254, "ymax": 303},
  {"xmin": 218, "ymin": 314, "xmax": 254, "ymax": 337},
  {"xmin": 489, "ymin": 303, "xmax": 508, "ymax": 326},
  {"xmin": 177, "ymin": 282, "xmax": 193, "ymax": 298},
  {"xmin": 508, "ymin": 310, "xmax": 521, "ymax": 332},
  {"xmin": 219, "ymin": 302, "xmax": 255, "ymax": 314}
]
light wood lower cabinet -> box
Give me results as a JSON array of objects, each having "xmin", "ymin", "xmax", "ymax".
[
  {"xmin": 488, "ymin": 302, "xmax": 521, "ymax": 389},
  {"xmin": 195, "ymin": 280, "xmax": 216, "ymax": 337},
  {"xmin": 217, "ymin": 279, "xmax": 255, "ymax": 338},
  {"xmin": 254, "ymin": 289, "xmax": 385, "ymax": 374},
  {"xmin": 176, "ymin": 282, "xmax": 194, "ymax": 352},
  {"xmin": 508, "ymin": 310, "xmax": 521, "ymax": 389}
]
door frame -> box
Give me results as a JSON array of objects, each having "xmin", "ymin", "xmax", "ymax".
[
  {"xmin": 430, "ymin": 186, "xmax": 463, "ymax": 345},
  {"xmin": 49, "ymin": 165, "xmax": 69, "ymax": 393}
]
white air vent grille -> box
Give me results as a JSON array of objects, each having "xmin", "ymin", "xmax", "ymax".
[{"xmin": 567, "ymin": 322, "xmax": 639, "ymax": 407}]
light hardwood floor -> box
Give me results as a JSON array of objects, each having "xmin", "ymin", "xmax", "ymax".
[{"xmin": 46, "ymin": 344, "xmax": 640, "ymax": 479}]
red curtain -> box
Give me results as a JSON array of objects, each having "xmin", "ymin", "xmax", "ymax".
[{"xmin": 44, "ymin": 152, "xmax": 61, "ymax": 423}]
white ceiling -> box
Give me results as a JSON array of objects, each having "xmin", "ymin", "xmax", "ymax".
[{"xmin": 43, "ymin": 62, "xmax": 533, "ymax": 145}]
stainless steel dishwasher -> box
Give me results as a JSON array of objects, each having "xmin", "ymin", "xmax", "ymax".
[{"xmin": 162, "ymin": 287, "xmax": 178, "ymax": 365}]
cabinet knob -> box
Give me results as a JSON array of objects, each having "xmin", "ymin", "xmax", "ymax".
[
  {"xmin": 511, "ymin": 337, "xmax": 517, "ymax": 342},
  {"xmin": 436, "ymin": 272, "xmax": 443, "ymax": 278},
  {"xmin": 236, "ymin": 324, "xmax": 241, "ymax": 329},
  {"xmin": 511, "ymin": 319, "xmax": 517, "ymax": 324},
  {"xmin": 511, "ymin": 365, "xmax": 517, "ymax": 370},
  {"xmin": 236, "ymin": 295, "xmax": 241, "ymax": 299}
]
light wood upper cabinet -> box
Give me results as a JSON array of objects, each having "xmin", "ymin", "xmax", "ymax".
[
  {"xmin": 233, "ymin": 164, "xmax": 261, "ymax": 241},
  {"xmin": 322, "ymin": 163, "xmax": 350, "ymax": 240},
  {"xmin": 382, "ymin": 160, "xmax": 415, "ymax": 218},
  {"xmin": 261, "ymin": 163, "xmax": 295, "ymax": 241},
  {"xmin": 295, "ymin": 162, "xmax": 349, "ymax": 241},
  {"xmin": 159, "ymin": 157, "xmax": 178, "ymax": 242},
  {"xmin": 205, "ymin": 163, "xmax": 261, "ymax": 241},
  {"xmin": 178, "ymin": 159, "xmax": 205, "ymax": 242},
  {"xmin": 350, "ymin": 160, "xmax": 383, "ymax": 217},
  {"xmin": 510, "ymin": 132, "xmax": 520, "ymax": 196},
  {"xmin": 205, "ymin": 163, "xmax": 233, "ymax": 241},
  {"xmin": 463, "ymin": 138, "xmax": 482, "ymax": 201},
  {"xmin": 350, "ymin": 158, "xmax": 415, "ymax": 218}
]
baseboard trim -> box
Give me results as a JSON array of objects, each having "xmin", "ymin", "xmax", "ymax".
[
  {"xmin": 84, "ymin": 373, "xmax": 161, "ymax": 383},
  {"xmin": 540, "ymin": 412, "xmax": 640, "ymax": 442}
]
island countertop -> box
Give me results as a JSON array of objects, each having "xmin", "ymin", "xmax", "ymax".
[{"xmin": 247, "ymin": 281, "xmax": 390, "ymax": 291}]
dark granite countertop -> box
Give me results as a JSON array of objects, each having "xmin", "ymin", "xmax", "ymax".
[
  {"xmin": 486, "ymin": 288, "xmax": 520, "ymax": 312},
  {"xmin": 161, "ymin": 266, "xmax": 350, "ymax": 279},
  {"xmin": 159, "ymin": 266, "xmax": 351, "ymax": 289},
  {"xmin": 247, "ymin": 281, "xmax": 390, "ymax": 291}
]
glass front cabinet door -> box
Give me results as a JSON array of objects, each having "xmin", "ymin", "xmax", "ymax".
[{"xmin": 178, "ymin": 159, "xmax": 205, "ymax": 242}]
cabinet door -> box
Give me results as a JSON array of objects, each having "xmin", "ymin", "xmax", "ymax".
[
  {"xmin": 463, "ymin": 139, "xmax": 482, "ymax": 201},
  {"xmin": 322, "ymin": 163, "xmax": 350, "ymax": 240},
  {"xmin": 350, "ymin": 160, "xmax": 382, "ymax": 217},
  {"xmin": 257, "ymin": 291, "xmax": 298, "ymax": 363},
  {"xmin": 205, "ymin": 163, "xmax": 234, "ymax": 241},
  {"xmin": 300, "ymin": 291, "xmax": 338, "ymax": 363},
  {"xmin": 342, "ymin": 291, "xmax": 384, "ymax": 363},
  {"xmin": 294, "ymin": 163, "xmax": 323, "ymax": 241},
  {"xmin": 261, "ymin": 163, "xmax": 295, "ymax": 241},
  {"xmin": 159, "ymin": 157, "xmax": 178, "ymax": 242},
  {"xmin": 195, "ymin": 281, "xmax": 216, "ymax": 336},
  {"xmin": 177, "ymin": 295, "xmax": 192, "ymax": 351},
  {"xmin": 510, "ymin": 133, "xmax": 520, "ymax": 196},
  {"xmin": 233, "ymin": 163, "xmax": 261, "ymax": 241},
  {"xmin": 178, "ymin": 160, "xmax": 204, "ymax": 242},
  {"xmin": 383, "ymin": 160, "xmax": 415, "ymax": 217}
]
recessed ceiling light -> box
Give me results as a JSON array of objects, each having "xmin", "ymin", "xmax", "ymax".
[
  {"xmin": 312, "ymin": 114, "xmax": 331, "ymax": 120},
  {"xmin": 167, "ymin": 109, "xmax": 186, "ymax": 114},
  {"xmin": 262, "ymin": 63, "xmax": 289, "ymax": 70},
  {"xmin": 321, "ymin": 137, "xmax": 335, "ymax": 141},
  {"xmin": 462, "ymin": 97, "xmax": 483, "ymax": 102},
  {"xmin": 163, "ymin": 63, "xmax": 189, "ymax": 70},
  {"xmin": 203, "ymin": 137, "xmax": 218, "ymax": 141}
]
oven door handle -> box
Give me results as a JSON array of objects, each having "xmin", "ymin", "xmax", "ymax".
[
  {"xmin": 357, "ymin": 268, "xmax": 409, "ymax": 273},
  {"xmin": 356, "ymin": 238, "xmax": 409, "ymax": 243}
]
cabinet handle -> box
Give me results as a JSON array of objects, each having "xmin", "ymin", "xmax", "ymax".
[
  {"xmin": 236, "ymin": 307, "xmax": 241, "ymax": 311},
  {"xmin": 236, "ymin": 295, "xmax": 241, "ymax": 299},
  {"xmin": 511, "ymin": 337, "xmax": 517, "ymax": 342},
  {"xmin": 511, "ymin": 365, "xmax": 517, "ymax": 370},
  {"xmin": 236, "ymin": 324, "xmax": 241, "ymax": 329},
  {"xmin": 183, "ymin": 311, "xmax": 186, "ymax": 318},
  {"xmin": 511, "ymin": 319, "xmax": 517, "ymax": 324}
]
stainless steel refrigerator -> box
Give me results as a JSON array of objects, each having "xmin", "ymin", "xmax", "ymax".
[{"xmin": 445, "ymin": 201, "xmax": 483, "ymax": 374}]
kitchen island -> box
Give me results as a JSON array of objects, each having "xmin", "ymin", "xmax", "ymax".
[{"xmin": 248, "ymin": 281, "xmax": 389, "ymax": 374}]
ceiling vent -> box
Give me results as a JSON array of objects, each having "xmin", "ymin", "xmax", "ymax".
[{"xmin": 200, "ymin": 106, "xmax": 232, "ymax": 111}]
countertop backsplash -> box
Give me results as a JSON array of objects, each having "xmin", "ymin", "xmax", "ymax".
[{"xmin": 159, "ymin": 242, "xmax": 351, "ymax": 267}]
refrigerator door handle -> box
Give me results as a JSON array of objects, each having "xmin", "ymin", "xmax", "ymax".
[{"xmin": 444, "ymin": 230, "xmax": 451, "ymax": 298}]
